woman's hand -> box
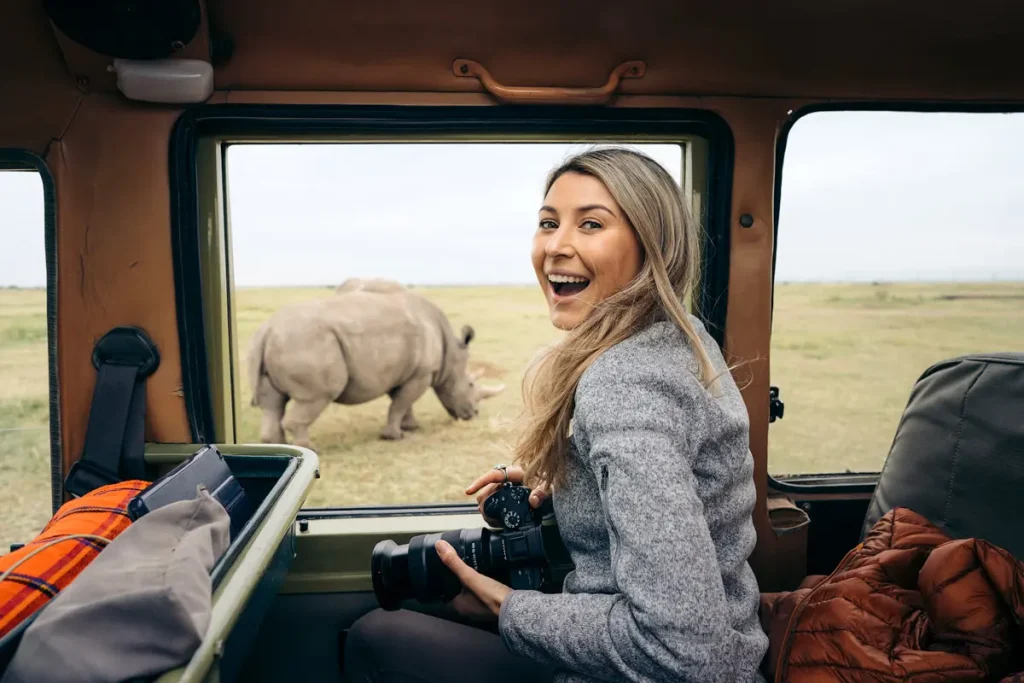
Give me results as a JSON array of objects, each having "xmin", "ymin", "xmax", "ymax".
[
  {"xmin": 435, "ymin": 540, "xmax": 511, "ymax": 621},
  {"xmin": 465, "ymin": 466, "xmax": 549, "ymax": 525}
]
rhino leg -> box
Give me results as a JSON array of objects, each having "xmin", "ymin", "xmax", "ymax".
[
  {"xmin": 259, "ymin": 397, "xmax": 287, "ymax": 444},
  {"xmin": 400, "ymin": 409, "xmax": 420, "ymax": 432},
  {"xmin": 387, "ymin": 386, "xmax": 420, "ymax": 432},
  {"xmin": 256, "ymin": 377, "xmax": 287, "ymax": 444},
  {"xmin": 282, "ymin": 395, "xmax": 333, "ymax": 449},
  {"xmin": 382, "ymin": 374, "xmax": 431, "ymax": 440}
]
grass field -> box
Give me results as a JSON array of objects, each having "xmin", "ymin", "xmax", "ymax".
[
  {"xmin": 0, "ymin": 288, "xmax": 52, "ymax": 551},
  {"xmin": 3, "ymin": 281, "xmax": 1023, "ymax": 549}
]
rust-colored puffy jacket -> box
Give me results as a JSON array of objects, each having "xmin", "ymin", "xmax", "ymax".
[{"xmin": 760, "ymin": 507, "xmax": 1024, "ymax": 682}]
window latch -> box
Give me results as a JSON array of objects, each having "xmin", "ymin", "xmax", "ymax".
[{"xmin": 769, "ymin": 386, "xmax": 785, "ymax": 423}]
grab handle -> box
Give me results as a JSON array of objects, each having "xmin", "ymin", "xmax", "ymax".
[{"xmin": 453, "ymin": 59, "xmax": 646, "ymax": 105}]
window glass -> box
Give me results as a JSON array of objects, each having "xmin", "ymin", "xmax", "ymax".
[
  {"xmin": 771, "ymin": 111, "xmax": 1024, "ymax": 476},
  {"xmin": 224, "ymin": 143, "xmax": 688, "ymax": 507},
  {"xmin": 0, "ymin": 169, "xmax": 50, "ymax": 548}
]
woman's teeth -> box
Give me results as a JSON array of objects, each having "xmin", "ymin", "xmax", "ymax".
[{"xmin": 548, "ymin": 275, "xmax": 591, "ymax": 296}]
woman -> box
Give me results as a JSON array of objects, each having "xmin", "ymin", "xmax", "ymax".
[{"xmin": 344, "ymin": 147, "xmax": 768, "ymax": 682}]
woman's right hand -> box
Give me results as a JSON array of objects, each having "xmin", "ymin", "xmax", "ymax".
[{"xmin": 465, "ymin": 465, "xmax": 548, "ymax": 524}]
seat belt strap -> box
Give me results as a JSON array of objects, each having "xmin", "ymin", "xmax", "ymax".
[{"xmin": 64, "ymin": 327, "xmax": 160, "ymax": 498}]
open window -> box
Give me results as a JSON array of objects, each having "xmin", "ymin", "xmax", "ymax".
[
  {"xmin": 174, "ymin": 106, "xmax": 732, "ymax": 513},
  {"xmin": 0, "ymin": 155, "xmax": 58, "ymax": 550},
  {"xmin": 770, "ymin": 109, "xmax": 1024, "ymax": 482}
]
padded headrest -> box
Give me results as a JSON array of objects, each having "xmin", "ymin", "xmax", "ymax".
[{"xmin": 863, "ymin": 353, "xmax": 1024, "ymax": 559}]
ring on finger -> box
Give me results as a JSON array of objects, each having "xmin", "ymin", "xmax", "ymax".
[{"xmin": 492, "ymin": 463, "xmax": 509, "ymax": 484}]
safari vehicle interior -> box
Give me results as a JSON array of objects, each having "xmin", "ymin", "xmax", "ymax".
[{"xmin": 1, "ymin": 1, "xmax": 1022, "ymax": 681}]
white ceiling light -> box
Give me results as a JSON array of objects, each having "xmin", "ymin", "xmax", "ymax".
[{"xmin": 108, "ymin": 58, "xmax": 213, "ymax": 104}]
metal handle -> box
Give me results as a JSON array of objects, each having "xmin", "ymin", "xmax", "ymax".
[{"xmin": 453, "ymin": 59, "xmax": 646, "ymax": 105}]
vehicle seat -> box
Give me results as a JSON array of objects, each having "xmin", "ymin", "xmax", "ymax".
[{"xmin": 862, "ymin": 353, "xmax": 1024, "ymax": 559}]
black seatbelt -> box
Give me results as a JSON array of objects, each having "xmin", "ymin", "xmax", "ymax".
[{"xmin": 64, "ymin": 326, "xmax": 160, "ymax": 498}]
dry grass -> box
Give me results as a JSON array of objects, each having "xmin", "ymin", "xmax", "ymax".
[
  {"xmin": 0, "ymin": 288, "xmax": 52, "ymax": 551},
  {"xmin": 768, "ymin": 281, "xmax": 1024, "ymax": 474},
  {"xmin": 2, "ymin": 282, "xmax": 1022, "ymax": 548}
]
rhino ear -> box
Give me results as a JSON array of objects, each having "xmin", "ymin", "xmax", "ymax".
[{"xmin": 461, "ymin": 325, "xmax": 475, "ymax": 346}]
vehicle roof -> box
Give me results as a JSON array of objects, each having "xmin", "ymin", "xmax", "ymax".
[{"xmin": 4, "ymin": 0, "xmax": 1024, "ymax": 105}]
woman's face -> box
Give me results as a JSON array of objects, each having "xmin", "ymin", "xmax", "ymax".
[{"xmin": 532, "ymin": 171, "xmax": 643, "ymax": 330}]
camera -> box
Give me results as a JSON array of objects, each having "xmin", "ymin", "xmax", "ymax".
[{"xmin": 370, "ymin": 483, "xmax": 573, "ymax": 611}]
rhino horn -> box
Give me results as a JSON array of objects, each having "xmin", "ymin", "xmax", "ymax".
[
  {"xmin": 468, "ymin": 368, "xmax": 485, "ymax": 383},
  {"xmin": 476, "ymin": 383, "xmax": 505, "ymax": 400}
]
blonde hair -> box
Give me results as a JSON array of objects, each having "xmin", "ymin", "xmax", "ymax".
[{"xmin": 514, "ymin": 147, "xmax": 717, "ymax": 489}]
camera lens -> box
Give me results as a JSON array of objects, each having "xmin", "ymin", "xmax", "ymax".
[
  {"xmin": 406, "ymin": 531, "xmax": 454, "ymax": 603},
  {"xmin": 371, "ymin": 539, "xmax": 410, "ymax": 611},
  {"xmin": 370, "ymin": 521, "xmax": 561, "ymax": 609},
  {"xmin": 372, "ymin": 528, "xmax": 491, "ymax": 609}
]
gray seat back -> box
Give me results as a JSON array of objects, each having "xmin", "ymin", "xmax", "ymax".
[{"xmin": 863, "ymin": 353, "xmax": 1024, "ymax": 559}]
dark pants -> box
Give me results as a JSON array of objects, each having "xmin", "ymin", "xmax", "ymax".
[{"xmin": 342, "ymin": 609, "xmax": 555, "ymax": 683}]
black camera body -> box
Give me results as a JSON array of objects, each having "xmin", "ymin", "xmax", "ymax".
[
  {"xmin": 481, "ymin": 482, "xmax": 552, "ymax": 591},
  {"xmin": 371, "ymin": 483, "xmax": 572, "ymax": 611}
]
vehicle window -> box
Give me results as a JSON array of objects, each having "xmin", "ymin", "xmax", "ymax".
[
  {"xmin": 770, "ymin": 111, "xmax": 1024, "ymax": 476},
  {"xmin": 0, "ymin": 169, "xmax": 50, "ymax": 549},
  {"xmin": 223, "ymin": 142, "xmax": 691, "ymax": 508}
]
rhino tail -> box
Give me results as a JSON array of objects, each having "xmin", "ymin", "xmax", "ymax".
[{"xmin": 247, "ymin": 321, "xmax": 271, "ymax": 407}]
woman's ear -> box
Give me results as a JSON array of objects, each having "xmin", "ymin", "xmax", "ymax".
[{"xmin": 461, "ymin": 325, "xmax": 475, "ymax": 345}]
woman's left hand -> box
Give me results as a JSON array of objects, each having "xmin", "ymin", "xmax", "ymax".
[{"xmin": 435, "ymin": 540, "xmax": 512, "ymax": 621}]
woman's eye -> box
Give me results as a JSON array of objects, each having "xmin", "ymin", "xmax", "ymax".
[
  {"xmin": 539, "ymin": 219, "xmax": 558, "ymax": 230},
  {"xmin": 581, "ymin": 220, "xmax": 602, "ymax": 230}
]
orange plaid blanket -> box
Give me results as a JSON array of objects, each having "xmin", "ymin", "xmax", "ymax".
[{"xmin": 0, "ymin": 480, "xmax": 150, "ymax": 639}]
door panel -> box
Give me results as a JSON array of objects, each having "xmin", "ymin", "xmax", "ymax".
[{"xmin": 240, "ymin": 510, "xmax": 489, "ymax": 682}]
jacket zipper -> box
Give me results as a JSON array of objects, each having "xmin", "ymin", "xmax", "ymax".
[
  {"xmin": 773, "ymin": 542, "xmax": 864, "ymax": 682},
  {"xmin": 599, "ymin": 464, "xmax": 622, "ymax": 582}
]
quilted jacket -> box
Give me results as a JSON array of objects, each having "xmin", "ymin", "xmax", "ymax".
[{"xmin": 760, "ymin": 507, "xmax": 1024, "ymax": 682}]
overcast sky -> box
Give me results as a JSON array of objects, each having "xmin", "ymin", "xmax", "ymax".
[{"xmin": 2, "ymin": 110, "xmax": 1021, "ymax": 287}]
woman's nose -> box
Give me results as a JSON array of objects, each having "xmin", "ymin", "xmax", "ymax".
[{"xmin": 544, "ymin": 224, "xmax": 575, "ymax": 258}]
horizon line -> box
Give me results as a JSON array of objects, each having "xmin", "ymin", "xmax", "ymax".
[
  {"xmin": 234, "ymin": 277, "xmax": 1024, "ymax": 289},
  {"xmin": 2, "ymin": 278, "xmax": 1024, "ymax": 290}
]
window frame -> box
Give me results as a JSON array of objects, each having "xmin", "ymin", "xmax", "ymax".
[
  {"xmin": 169, "ymin": 104, "xmax": 735, "ymax": 514},
  {"xmin": 768, "ymin": 102, "xmax": 1024, "ymax": 495},
  {"xmin": 0, "ymin": 150, "xmax": 61, "ymax": 513}
]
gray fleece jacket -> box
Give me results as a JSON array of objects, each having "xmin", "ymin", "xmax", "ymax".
[{"xmin": 498, "ymin": 318, "xmax": 768, "ymax": 683}]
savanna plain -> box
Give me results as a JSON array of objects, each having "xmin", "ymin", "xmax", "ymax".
[{"xmin": 2, "ymin": 281, "xmax": 1022, "ymax": 549}]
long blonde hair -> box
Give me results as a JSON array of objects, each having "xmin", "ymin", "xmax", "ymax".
[{"xmin": 514, "ymin": 147, "xmax": 716, "ymax": 489}]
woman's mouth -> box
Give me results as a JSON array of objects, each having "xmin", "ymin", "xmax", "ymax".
[{"xmin": 548, "ymin": 274, "xmax": 590, "ymax": 298}]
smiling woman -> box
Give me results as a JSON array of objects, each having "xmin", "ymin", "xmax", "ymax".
[
  {"xmin": 534, "ymin": 173, "xmax": 642, "ymax": 330},
  {"xmin": 343, "ymin": 146, "xmax": 766, "ymax": 683},
  {"xmin": 516, "ymin": 147, "xmax": 716, "ymax": 492}
]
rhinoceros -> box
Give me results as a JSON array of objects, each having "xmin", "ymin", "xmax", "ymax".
[
  {"xmin": 333, "ymin": 277, "xmax": 406, "ymax": 295},
  {"xmin": 246, "ymin": 279, "xmax": 505, "ymax": 447}
]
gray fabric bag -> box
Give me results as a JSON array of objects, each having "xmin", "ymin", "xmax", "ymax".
[{"xmin": 2, "ymin": 486, "xmax": 230, "ymax": 683}]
